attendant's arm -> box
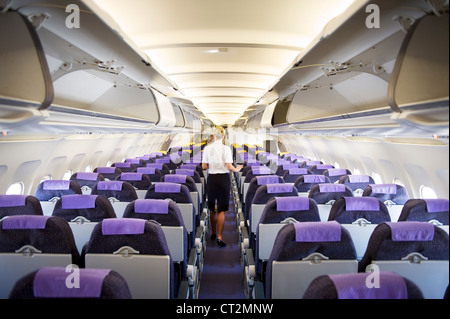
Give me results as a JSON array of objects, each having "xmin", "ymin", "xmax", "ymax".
[{"xmin": 227, "ymin": 163, "xmax": 243, "ymax": 173}]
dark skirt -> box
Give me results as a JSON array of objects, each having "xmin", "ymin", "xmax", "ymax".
[{"xmin": 206, "ymin": 173, "xmax": 231, "ymax": 212}]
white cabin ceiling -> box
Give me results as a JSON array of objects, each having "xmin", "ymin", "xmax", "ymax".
[{"xmin": 83, "ymin": 0, "xmax": 365, "ymax": 125}]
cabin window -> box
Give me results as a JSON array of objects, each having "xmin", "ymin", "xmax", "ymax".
[
  {"xmin": 334, "ymin": 162, "xmax": 341, "ymax": 169},
  {"xmin": 63, "ymin": 170, "xmax": 73, "ymax": 180},
  {"xmin": 420, "ymin": 185, "xmax": 438, "ymax": 199},
  {"xmin": 353, "ymin": 168, "xmax": 361, "ymax": 175},
  {"xmin": 85, "ymin": 165, "xmax": 93, "ymax": 172},
  {"xmin": 393, "ymin": 178, "xmax": 405, "ymax": 187},
  {"xmin": 372, "ymin": 173, "xmax": 383, "ymax": 184},
  {"xmin": 39, "ymin": 175, "xmax": 52, "ymax": 184},
  {"xmin": 6, "ymin": 182, "xmax": 24, "ymax": 195},
  {"xmin": 106, "ymin": 161, "xmax": 113, "ymax": 167}
]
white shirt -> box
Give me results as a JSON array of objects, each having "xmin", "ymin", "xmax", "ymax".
[{"xmin": 202, "ymin": 141, "xmax": 233, "ymax": 174}]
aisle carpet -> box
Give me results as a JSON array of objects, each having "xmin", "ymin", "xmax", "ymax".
[{"xmin": 197, "ymin": 197, "xmax": 245, "ymax": 299}]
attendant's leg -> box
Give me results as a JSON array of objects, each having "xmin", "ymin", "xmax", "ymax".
[
  {"xmin": 216, "ymin": 211, "xmax": 226, "ymax": 241},
  {"xmin": 210, "ymin": 210, "xmax": 217, "ymax": 239}
]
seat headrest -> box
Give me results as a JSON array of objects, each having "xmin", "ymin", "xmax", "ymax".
[
  {"xmin": 345, "ymin": 197, "xmax": 380, "ymax": 211},
  {"xmin": 97, "ymin": 181, "xmax": 124, "ymax": 191},
  {"xmin": 348, "ymin": 175, "xmax": 370, "ymax": 183},
  {"xmin": 61, "ymin": 195, "xmax": 98, "ymax": 209},
  {"xmin": 114, "ymin": 162, "xmax": 132, "ymax": 168},
  {"xmin": 294, "ymin": 221, "xmax": 342, "ymax": 242},
  {"xmin": 76, "ymin": 172, "xmax": 99, "ymax": 181},
  {"xmin": 386, "ymin": 222, "xmax": 435, "ymax": 241},
  {"xmin": 267, "ymin": 184, "xmax": 294, "ymax": 194},
  {"xmin": 42, "ymin": 180, "xmax": 71, "ymax": 191},
  {"xmin": 135, "ymin": 199, "xmax": 170, "ymax": 214},
  {"xmin": 276, "ymin": 197, "xmax": 310, "ymax": 211},
  {"xmin": 288, "ymin": 168, "xmax": 308, "ymax": 175},
  {"xmin": 282, "ymin": 164, "xmax": 298, "ymax": 170},
  {"xmin": 120, "ymin": 173, "xmax": 143, "ymax": 181},
  {"xmin": 319, "ymin": 184, "xmax": 346, "ymax": 193},
  {"xmin": 303, "ymin": 175, "xmax": 326, "ymax": 183},
  {"xmin": 315, "ymin": 164, "xmax": 333, "ymax": 170},
  {"xmin": 125, "ymin": 158, "xmax": 144, "ymax": 165},
  {"xmin": 33, "ymin": 267, "xmax": 112, "ymax": 298},
  {"xmin": 101, "ymin": 218, "xmax": 147, "ymax": 235},
  {"xmin": 328, "ymin": 272, "xmax": 408, "ymax": 299},
  {"xmin": 2, "ymin": 215, "xmax": 51, "ymax": 230},
  {"xmin": 327, "ymin": 169, "xmax": 349, "ymax": 176},
  {"xmin": 155, "ymin": 183, "xmax": 181, "ymax": 193},
  {"xmin": 251, "ymin": 167, "xmax": 272, "ymax": 175},
  {"xmin": 155, "ymin": 158, "xmax": 170, "ymax": 164},
  {"xmin": 137, "ymin": 167, "xmax": 157, "ymax": 174},
  {"xmin": 0, "ymin": 195, "xmax": 28, "ymax": 207},
  {"xmin": 146, "ymin": 163, "xmax": 164, "ymax": 170},
  {"xmin": 370, "ymin": 184, "xmax": 397, "ymax": 194},
  {"xmin": 424, "ymin": 199, "xmax": 449, "ymax": 213},
  {"xmin": 256, "ymin": 175, "xmax": 280, "ymax": 185},
  {"xmin": 175, "ymin": 169, "xmax": 194, "ymax": 177},
  {"xmin": 165, "ymin": 175, "xmax": 187, "ymax": 183},
  {"xmin": 96, "ymin": 167, "xmax": 118, "ymax": 174}
]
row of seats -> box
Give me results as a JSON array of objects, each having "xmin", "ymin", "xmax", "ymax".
[
  {"xmin": 264, "ymin": 220, "xmax": 448, "ymax": 299},
  {"xmin": 0, "ymin": 202, "xmax": 198, "ymax": 299},
  {"xmin": 231, "ymin": 147, "xmax": 449, "ymax": 299},
  {"xmin": 0, "ymin": 149, "xmax": 211, "ymax": 299}
]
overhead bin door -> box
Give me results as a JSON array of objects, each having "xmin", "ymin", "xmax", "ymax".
[
  {"xmin": 389, "ymin": 14, "xmax": 449, "ymax": 108},
  {"xmin": 0, "ymin": 11, "xmax": 53, "ymax": 109}
]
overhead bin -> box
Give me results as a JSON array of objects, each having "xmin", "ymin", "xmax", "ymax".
[
  {"xmin": 260, "ymin": 101, "xmax": 277, "ymax": 129},
  {"xmin": 0, "ymin": 11, "xmax": 53, "ymax": 109},
  {"xmin": 152, "ymin": 89, "xmax": 176, "ymax": 128},
  {"xmin": 388, "ymin": 14, "xmax": 449, "ymax": 109}
]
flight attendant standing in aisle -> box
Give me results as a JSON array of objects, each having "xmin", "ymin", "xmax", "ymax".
[{"xmin": 202, "ymin": 126, "xmax": 243, "ymax": 247}]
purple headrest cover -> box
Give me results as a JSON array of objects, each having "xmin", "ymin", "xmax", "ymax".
[
  {"xmin": 289, "ymin": 168, "xmax": 308, "ymax": 175},
  {"xmin": 135, "ymin": 199, "xmax": 169, "ymax": 214},
  {"xmin": 2, "ymin": 215, "xmax": 50, "ymax": 230},
  {"xmin": 102, "ymin": 218, "xmax": 146, "ymax": 235},
  {"xmin": 62, "ymin": 195, "xmax": 98, "ymax": 209},
  {"xmin": 154, "ymin": 183, "xmax": 181, "ymax": 193},
  {"xmin": 76, "ymin": 172, "xmax": 99, "ymax": 181},
  {"xmin": 348, "ymin": 175, "xmax": 370, "ymax": 183},
  {"xmin": 329, "ymin": 272, "xmax": 407, "ymax": 299},
  {"xmin": 0, "ymin": 195, "xmax": 27, "ymax": 207},
  {"xmin": 370, "ymin": 184, "xmax": 397, "ymax": 194},
  {"xmin": 386, "ymin": 222, "xmax": 435, "ymax": 241},
  {"xmin": 345, "ymin": 197, "xmax": 380, "ymax": 211},
  {"xmin": 137, "ymin": 167, "xmax": 157, "ymax": 174},
  {"xmin": 267, "ymin": 184, "xmax": 294, "ymax": 194},
  {"xmin": 327, "ymin": 169, "xmax": 348, "ymax": 176},
  {"xmin": 97, "ymin": 181, "xmax": 124, "ymax": 191},
  {"xmin": 276, "ymin": 197, "xmax": 310, "ymax": 211},
  {"xmin": 43, "ymin": 180, "xmax": 71, "ymax": 191},
  {"xmin": 294, "ymin": 221, "xmax": 341, "ymax": 242},
  {"xmin": 176, "ymin": 169, "xmax": 195, "ymax": 177},
  {"xmin": 34, "ymin": 267, "xmax": 111, "ymax": 298},
  {"xmin": 424, "ymin": 199, "xmax": 449, "ymax": 213},
  {"xmin": 303, "ymin": 175, "xmax": 326, "ymax": 183},
  {"xmin": 96, "ymin": 167, "xmax": 116, "ymax": 174},
  {"xmin": 120, "ymin": 173, "xmax": 143, "ymax": 181},
  {"xmin": 319, "ymin": 184, "xmax": 346, "ymax": 193},
  {"xmin": 256, "ymin": 175, "xmax": 279, "ymax": 186}
]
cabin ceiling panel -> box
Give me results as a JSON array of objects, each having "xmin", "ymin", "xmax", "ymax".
[{"xmin": 83, "ymin": 0, "xmax": 365, "ymax": 125}]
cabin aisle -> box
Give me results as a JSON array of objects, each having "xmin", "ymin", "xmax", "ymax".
[{"xmin": 197, "ymin": 195, "xmax": 246, "ymax": 299}]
